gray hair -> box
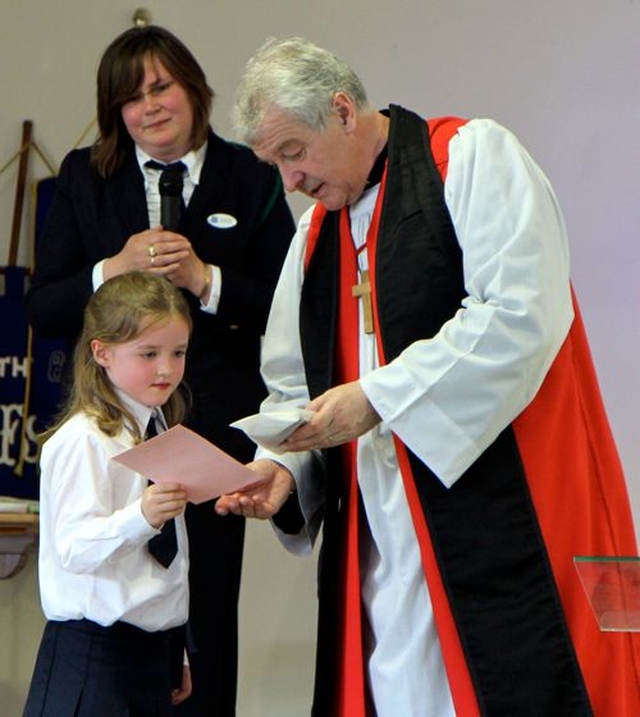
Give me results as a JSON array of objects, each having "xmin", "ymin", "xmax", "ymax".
[{"xmin": 233, "ymin": 37, "xmax": 371, "ymax": 145}]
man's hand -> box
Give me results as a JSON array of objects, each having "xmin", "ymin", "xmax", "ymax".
[
  {"xmin": 215, "ymin": 459, "xmax": 295, "ymax": 519},
  {"xmin": 281, "ymin": 381, "xmax": 380, "ymax": 451}
]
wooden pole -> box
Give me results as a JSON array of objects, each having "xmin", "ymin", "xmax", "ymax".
[{"xmin": 8, "ymin": 120, "xmax": 33, "ymax": 266}]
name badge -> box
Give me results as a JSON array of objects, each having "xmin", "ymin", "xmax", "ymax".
[{"xmin": 207, "ymin": 213, "xmax": 237, "ymax": 229}]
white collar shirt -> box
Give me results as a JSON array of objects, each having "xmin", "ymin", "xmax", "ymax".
[{"xmin": 136, "ymin": 142, "xmax": 207, "ymax": 228}]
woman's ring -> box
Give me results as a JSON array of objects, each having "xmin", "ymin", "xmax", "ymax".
[{"xmin": 148, "ymin": 244, "xmax": 157, "ymax": 258}]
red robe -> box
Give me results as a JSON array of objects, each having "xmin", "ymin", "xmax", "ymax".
[{"xmin": 299, "ymin": 106, "xmax": 640, "ymax": 715}]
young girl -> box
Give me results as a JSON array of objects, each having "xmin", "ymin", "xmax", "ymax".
[{"xmin": 24, "ymin": 271, "xmax": 192, "ymax": 716}]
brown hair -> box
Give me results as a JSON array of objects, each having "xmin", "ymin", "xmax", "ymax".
[
  {"xmin": 91, "ymin": 25, "xmax": 214, "ymax": 177},
  {"xmin": 45, "ymin": 272, "xmax": 192, "ymax": 444}
]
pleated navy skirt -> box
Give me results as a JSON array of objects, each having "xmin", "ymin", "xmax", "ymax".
[{"xmin": 23, "ymin": 619, "xmax": 180, "ymax": 717}]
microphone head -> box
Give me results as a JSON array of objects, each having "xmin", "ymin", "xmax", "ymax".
[{"xmin": 158, "ymin": 164, "xmax": 185, "ymax": 197}]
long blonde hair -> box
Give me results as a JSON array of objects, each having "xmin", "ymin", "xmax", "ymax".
[{"xmin": 46, "ymin": 272, "xmax": 192, "ymax": 444}]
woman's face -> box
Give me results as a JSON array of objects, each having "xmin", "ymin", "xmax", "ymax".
[{"xmin": 121, "ymin": 55, "xmax": 194, "ymax": 162}]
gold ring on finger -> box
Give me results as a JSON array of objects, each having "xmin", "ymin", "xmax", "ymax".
[{"xmin": 148, "ymin": 244, "xmax": 157, "ymax": 258}]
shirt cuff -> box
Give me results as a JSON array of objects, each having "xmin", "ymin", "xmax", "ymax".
[
  {"xmin": 92, "ymin": 260, "xmax": 106, "ymax": 292},
  {"xmin": 119, "ymin": 498, "xmax": 158, "ymax": 542},
  {"xmin": 199, "ymin": 264, "xmax": 222, "ymax": 313}
]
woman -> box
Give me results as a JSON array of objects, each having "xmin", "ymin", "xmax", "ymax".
[{"xmin": 26, "ymin": 25, "xmax": 295, "ymax": 716}]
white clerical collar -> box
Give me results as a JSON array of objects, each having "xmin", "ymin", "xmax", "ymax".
[
  {"xmin": 135, "ymin": 142, "xmax": 207, "ymax": 185},
  {"xmin": 350, "ymin": 183, "xmax": 380, "ymax": 221}
]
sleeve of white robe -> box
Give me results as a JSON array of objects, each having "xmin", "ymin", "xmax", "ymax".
[
  {"xmin": 255, "ymin": 207, "xmax": 326, "ymax": 554},
  {"xmin": 360, "ymin": 118, "xmax": 574, "ymax": 487}
]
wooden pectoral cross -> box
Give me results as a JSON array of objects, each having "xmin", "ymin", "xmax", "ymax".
[{"xmin": 352, "ymin": 269, "xmax": 374, "ymax": 334}]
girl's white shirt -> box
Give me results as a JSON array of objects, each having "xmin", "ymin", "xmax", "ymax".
[{"xmin": 37, "ymin": 396, "xmax": 188, "ymax": 631}]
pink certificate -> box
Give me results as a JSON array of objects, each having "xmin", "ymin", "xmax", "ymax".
[{"xmin": 113, "ymin": 425, "xmax": 256, "ymax": 504}]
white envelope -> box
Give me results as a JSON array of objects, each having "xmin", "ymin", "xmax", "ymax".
[{"xmin": 230, "ymin": 408, "xmax": 314, "ymax": 453}]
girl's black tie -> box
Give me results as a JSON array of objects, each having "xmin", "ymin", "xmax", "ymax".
[{"xmin": 145, "ymin": 416, "xmax": 178, "ymax": 568}]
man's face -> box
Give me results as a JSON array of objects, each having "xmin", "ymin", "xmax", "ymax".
[{"xmin": 252, "ymin": 98, "xmax": 368, "ymax": 211}]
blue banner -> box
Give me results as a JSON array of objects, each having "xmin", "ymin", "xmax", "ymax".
[{"xmin": 0, "ymin": 177, "xmax": 68, "ymax": 499}]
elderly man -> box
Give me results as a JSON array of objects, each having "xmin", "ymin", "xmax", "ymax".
[{"xmin": 217, "ymin": 37, "xmax": 640, "ymax": 716}]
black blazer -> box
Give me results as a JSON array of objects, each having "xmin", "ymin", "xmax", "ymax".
[{"xmin": 26, "ymin": 130, "xmax": 295, "ymax": 458}]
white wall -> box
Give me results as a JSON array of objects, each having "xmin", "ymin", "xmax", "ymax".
[{"xmin": 1, "ymin": 1, "xmax": 639, "ymax": 714}]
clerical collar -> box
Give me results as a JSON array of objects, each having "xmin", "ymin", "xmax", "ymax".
[{"xmin": 366, "ymin": 144, "xmax": 388, "ymax": 188}]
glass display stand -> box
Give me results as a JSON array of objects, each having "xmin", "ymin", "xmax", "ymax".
[{"xmin": 574, "ymin": 557, "xmax": 640, "ymax": 632}]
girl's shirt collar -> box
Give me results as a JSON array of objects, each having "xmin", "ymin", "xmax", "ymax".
[{"xmin": 114, "ymin": 388, "xmax": 167, "ymax": 435}]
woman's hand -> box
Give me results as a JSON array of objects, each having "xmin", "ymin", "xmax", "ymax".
[
  {"xmin": 103, "ymin": 228, "xmax": 191, "ymax": 280},
  {"xmin": 163, "ymin": 242, "xmax": 210, "ymax": 299}
]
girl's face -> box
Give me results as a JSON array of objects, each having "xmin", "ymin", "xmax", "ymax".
[
  {"xmin": 120, "ymin": 55, "xmax": 194, "ymax": 162},
  {"xmin": 91, "ymin": 316, "xmax": 189, "ymax": 408}
]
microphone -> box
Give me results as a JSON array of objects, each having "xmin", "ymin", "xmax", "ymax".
[{"xmin": 158, "ymin": 162, "xmax": 185, "ymax": 231}]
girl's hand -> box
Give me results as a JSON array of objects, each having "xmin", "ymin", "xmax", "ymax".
[
  {"xmin": 141, "ymin": 482, "xmax": 187, "ymax": 528},
  {"xmin": 171, "ymin": 664, "xmax": 192, "ymax": 705}
]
